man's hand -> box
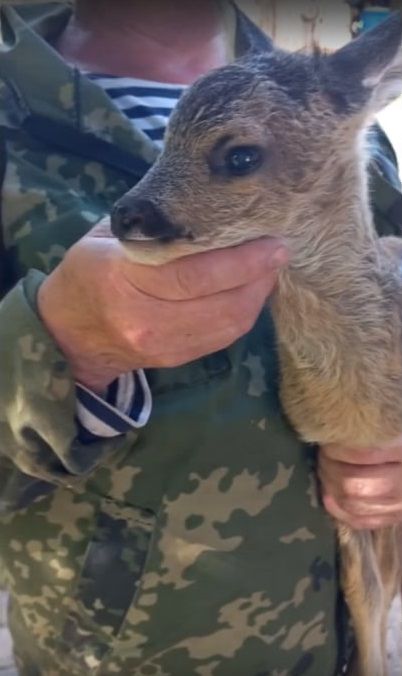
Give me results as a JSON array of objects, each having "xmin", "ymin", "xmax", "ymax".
[
  {"xmin": 38, "ymin": 223, "xmax": 288, "ymax": 394},
  {"xmin": 319, "ymin": 439, "xmax": 402, "ymax": 529}
]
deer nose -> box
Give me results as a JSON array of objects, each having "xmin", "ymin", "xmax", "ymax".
[{"xmin": 111, "ymin": 198, "xmax": 180, "ymax": 242}]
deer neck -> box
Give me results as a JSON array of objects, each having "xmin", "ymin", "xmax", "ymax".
[
  {"xmin": 268, "ymin": 153, "xmax": 401, "ymax": 445},
  {"xmin": 272, "ymin": 150, "xmax": 380, "ymax": 321}
]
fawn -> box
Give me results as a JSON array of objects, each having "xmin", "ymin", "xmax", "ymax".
[{"xmin": 110, "ymin": 13, "xmax": 402, "ymax": 676}]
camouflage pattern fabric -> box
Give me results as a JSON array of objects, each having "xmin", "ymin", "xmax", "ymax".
[{"xmin": 0, "ymin": 3, "xmax": 401, "ymax": 675}]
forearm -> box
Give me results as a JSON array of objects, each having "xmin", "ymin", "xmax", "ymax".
[{"xmin": 0, "ymin": 271, "xmax": 136, "ymax": 510}]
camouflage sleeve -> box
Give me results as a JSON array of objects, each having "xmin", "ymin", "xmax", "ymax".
[{"xmin": 0, "ymin": 268, "xmax": 133, "ymax": 513}]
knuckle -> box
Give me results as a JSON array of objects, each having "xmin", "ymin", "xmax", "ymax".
[
  {"xmin": 342, "ymin": 477, "xmax": 366, "ymax": 500},
  {"xmin": 125, "ymin": 325, "xmax": 156, "ymax": 354}
]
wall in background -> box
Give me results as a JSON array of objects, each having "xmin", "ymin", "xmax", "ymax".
[{"xmin": 237, "ymin": 0, "xmax": 350, "ymax": 50}]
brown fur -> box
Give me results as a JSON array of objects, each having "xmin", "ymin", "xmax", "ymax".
[{"xmin": 112, "ymin": 14, "xmax": 402, "ymax": 676}]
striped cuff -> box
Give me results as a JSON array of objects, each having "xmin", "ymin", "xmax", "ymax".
[{"xmin": 75, "ymin": 370, "xmax": 152, "ymax": 442}]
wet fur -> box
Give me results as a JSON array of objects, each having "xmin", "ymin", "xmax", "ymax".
[{"xmin": 113, "ymin": 14, "xmax": 402, "ymax": 676}]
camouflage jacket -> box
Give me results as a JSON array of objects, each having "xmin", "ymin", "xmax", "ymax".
[{"xmin": 0, "ymin": 3, "xmax": 401, "ymax": 675}]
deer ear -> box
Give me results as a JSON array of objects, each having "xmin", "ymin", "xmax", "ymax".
[
  {"xmin": 327, "ymin": 12, "xmax": 402, "ymax": 114},
  {"xmin": 233, "ymin": 4, "xmax": 274, "ymax": 56}
]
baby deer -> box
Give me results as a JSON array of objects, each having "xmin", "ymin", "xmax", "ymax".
[{"xmin": 111, "ymin": 13, "xmax": 402, "ymax": 676}]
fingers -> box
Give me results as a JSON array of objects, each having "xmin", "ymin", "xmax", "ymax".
[
  {"xmin": 52, "ymin": 230, "xmax": 285, "ymax": 389},
  {"xmin": 320, "ymin": 440, "xmax": 402, "ymax": 465},
  {"xmin": 319, "ymin": 451, "xmax": 402, "ymax": 529},
  {"xmin": 120, "ymin": 237, "xmax": 288, "ymax": 301},
  {"xmin": 320, "ymin": 457, "xmax": 401, "ymax": 501},
  {"xmin": 119, "ymin": 274, "xmax": 275, "ymax": 366},
  {"xmin": 321, "ymin": 494, "xmax": 402, "ymax": 530}
]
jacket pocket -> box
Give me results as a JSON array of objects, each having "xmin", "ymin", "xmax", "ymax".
[{"xmin": 59, "ymin": 498, "xmax": 155, "ymax": 673}]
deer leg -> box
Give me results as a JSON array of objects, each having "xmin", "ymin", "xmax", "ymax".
[
  {"xmin": 338, "ymin": 527, "xmax": 385, "ymax": 676},
  {"xmin": 347, "ymin": 594, "xmax": 384, "ymax": 676},
  {"xmin": 379, "ymin": 577, "xmax": 399, "ymax": 676},
  {"xmin": 373, "ymin": 527, "xmax": 401, "ymax": 676}
]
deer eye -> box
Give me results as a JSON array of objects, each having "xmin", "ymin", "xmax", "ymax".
[{"xmin": 224, "ymin": 145, "xmax": 264, "ymax": 176}]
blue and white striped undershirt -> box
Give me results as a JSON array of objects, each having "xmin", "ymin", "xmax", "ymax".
[
  {"xmin": 89, "ymin": 73, "xmax": 186, "ymax": 148},
  {"xmin": 76, "ymin": 74, "xmax": 185, "ymax": 440}
]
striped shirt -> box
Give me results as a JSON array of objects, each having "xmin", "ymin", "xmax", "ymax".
[
  {"xmin": 76, "ymin": 75, "xmax": 184, "ymax": 439},
  {"xmin": 88, "ymin": 73, "xmax": 186, "ymax": 148}
]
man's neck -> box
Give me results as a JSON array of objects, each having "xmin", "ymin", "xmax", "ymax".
[{"xmin": 54, "ymin": 0, "xmax": 232, "ymax": 84}]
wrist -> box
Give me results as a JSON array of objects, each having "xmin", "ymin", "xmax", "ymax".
[{"xmin": 73, "ymin": 366, "xmax": 117, "ymax": 396}]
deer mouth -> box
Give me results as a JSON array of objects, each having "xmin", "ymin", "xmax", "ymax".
[
  {"xmin": 119, "ymin": 235, "xmax": 210, "ymax": 265},
  {"xmin": 120, "ymin": 228, "xmax": 195, "ymax": 245}
]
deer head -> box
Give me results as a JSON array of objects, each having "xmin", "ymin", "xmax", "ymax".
[{"xmin": 111, "ymin": 13, "xmax": 402, "ymax": 266}]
